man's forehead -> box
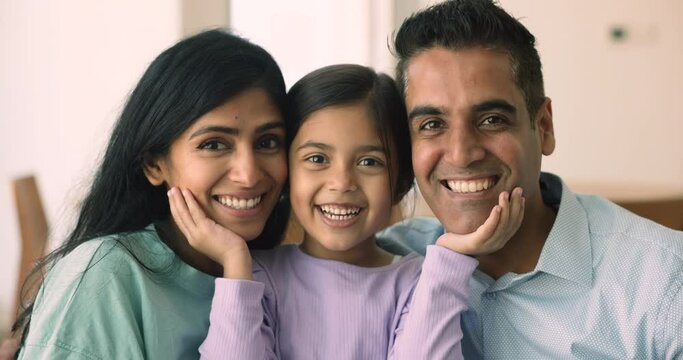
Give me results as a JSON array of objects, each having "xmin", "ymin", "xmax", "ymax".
[{"xmin": 404, "ymin": 47, "xmax": 521, "ymax": 109}]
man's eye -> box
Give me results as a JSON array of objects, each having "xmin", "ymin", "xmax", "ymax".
[
  {"xmin": 480, "ymin": 115, "xmax": 506, "ymax": 127},
  {"xmin": 419, "ymin": 119, "xmax": 444, "ymax": 131},
  {"xmin": 198, "ymin": 140, "xmax": 228, "ymax": 150},
  {"xmin": 305, "ymin": 154, "xmax": 326, "ymax": 164}
]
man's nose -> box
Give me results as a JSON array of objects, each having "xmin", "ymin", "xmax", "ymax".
[{"xmin": 443, "ymin": 126, "xmax": 486, "ymax": 167}]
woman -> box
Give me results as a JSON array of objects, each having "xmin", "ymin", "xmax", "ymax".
[{"xmin": 13, "ymin": 29, "xmax": 290, "ymax": 359}]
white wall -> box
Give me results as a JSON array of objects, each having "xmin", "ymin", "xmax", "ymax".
[
  {"xmin": 417, "ymin": 0, "xmax": 683, "ymax": 191},
  {"xmin": 500, "ymin": 0, "xmax": 683, "ymax": 190},
  {"xmin": 230, "ymin": 0, "xmax": 396, "ymax": 89},
  {"xmin": 0, "ymin": 0, "xmax": 181, "ymax": 334}
]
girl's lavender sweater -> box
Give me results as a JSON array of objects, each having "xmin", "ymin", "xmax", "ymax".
[{"xmin": 200, "ymin": 244, "xmax": 477, "ymax": 359}]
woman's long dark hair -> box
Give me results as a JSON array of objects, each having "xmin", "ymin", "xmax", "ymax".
[{"xmin": 13, "ymin": 29, "xmax": 290, "ymax": 341}]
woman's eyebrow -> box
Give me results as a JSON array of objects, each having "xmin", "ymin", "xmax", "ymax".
[
  {"xmin": 189, "ymin": 121, "xmax": 284, "ymax": 139},
  {"xmin": 190, "ymin": 126, "xmax": 237, "ymax": 139}
]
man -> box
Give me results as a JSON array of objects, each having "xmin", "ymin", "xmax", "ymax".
[{"xmin": 378, "ymin": 0, "xmax": 683, "ymax": 358}]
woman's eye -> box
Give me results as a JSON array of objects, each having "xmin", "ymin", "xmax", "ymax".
[
  {"xmin": 257, "ymin": 136, "xmax": 282, "ymax": 150},
  {"xmin": 305, "ymin": 154, "xmax": 326, "ymax": 164},
  {"xmin": 198, "ymin": 140, "xmax": 228, "ymax": 150}
]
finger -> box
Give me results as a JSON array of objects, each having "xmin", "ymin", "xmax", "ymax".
[
  {"xmin": 475, "ymin": 204, "xmax": 503, "ymax": 241},
  {"xmin": 436, "ymin": 205, "xmax": 501, "ymax": 254},
  {"xmin": 491, "ymin": 191, "xmax": 511, "ymax": 238},
  {"xmin": 168, "ymin": 187, "xmax": 198, "ymax": 242},
  {"xmin": 508, "ymin": 187, "xmax": 525, "ymax": 231},
  {"xmin": 181, "ymin": 188, "xmax": 213, "ymax": 228}
]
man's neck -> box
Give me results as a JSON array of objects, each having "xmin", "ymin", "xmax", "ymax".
[{"xmin": 476, "ymin": 200, "xmax": 557, "ymax": 280}]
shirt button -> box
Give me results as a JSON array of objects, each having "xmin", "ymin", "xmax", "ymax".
[{"xmin": 485, "ymin": 292, "xmax": 497, "ymax": 300}]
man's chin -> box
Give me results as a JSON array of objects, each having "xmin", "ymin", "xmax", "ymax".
[{"xmin": 437, "ymin": 213, "xmax": 489, "ymax": 235}]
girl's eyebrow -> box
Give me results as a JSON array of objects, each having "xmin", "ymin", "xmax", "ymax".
[
  {"xmin": 356, "ymin": 144, "xmax": 385, "ymax": 153},
  {"xmin": 189, "ymin": 120, "xmax": 284, "ymax": 139},
  {"xmin": 295, "ymin": 141, "xmax": 331, "ymax": 152},
  {"xmin": 295, "ymin": 141, "xmax": 385, "ymax": 154}
]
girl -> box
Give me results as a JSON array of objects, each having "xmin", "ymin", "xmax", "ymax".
[
  {"xmin": 170, "ymin": 64, "xmax": 524, "ymax": 358},
  {"xmin": 14, "ymin": 30, "xmax": 290, "ymax": 359}
]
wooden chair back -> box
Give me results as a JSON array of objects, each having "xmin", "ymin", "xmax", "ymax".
[{"xmin": 10, "ymin": 175, "xmax": 48, "ymax": 320}]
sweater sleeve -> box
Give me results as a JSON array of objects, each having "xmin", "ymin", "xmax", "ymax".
[
  {"xmin": 390, "ymin": 245, "xmax": 478, "ymax": 359},
  {"xmin": 199, "ymin": 278, "xmax": 277, "ymax": 359}
]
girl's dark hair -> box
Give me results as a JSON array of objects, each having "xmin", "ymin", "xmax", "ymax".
[
  {"xmin": 286, "ymin": 64, "xmax": 413, "ymax": 202},
  {"xmin": 13, "ymin": 29, "xmax": 289, "ymax": 339}
]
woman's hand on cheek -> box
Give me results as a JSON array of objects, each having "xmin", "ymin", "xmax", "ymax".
[
  {"xmin": 168, "ymin": 187, "xmax": 253, "ymax": 279},
  {"xmin": 436, "ymin": 187, "xmax": 525, "ymax": 256}
]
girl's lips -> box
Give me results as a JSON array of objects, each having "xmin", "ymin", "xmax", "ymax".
[{"xmin": 316, "ymin": 205, "xmax": 364, "ymax": 228}]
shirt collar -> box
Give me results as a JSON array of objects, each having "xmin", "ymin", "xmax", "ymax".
[{"xmin": 534, "ymin": 173, "xmax": 593, "ymax": 287}]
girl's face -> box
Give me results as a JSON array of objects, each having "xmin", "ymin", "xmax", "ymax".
[
  {"xmin": 145, "ymin": 88, "xmax": 287, "ymax": 241},
  {"xmin": 289, "ymin": 102, "xmax": 394, "ymax": 260}
]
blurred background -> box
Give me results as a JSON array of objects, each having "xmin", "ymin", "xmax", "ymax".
[{"xmin": 1, "ymin": 0, "xmax": 682, "ymax": 336}]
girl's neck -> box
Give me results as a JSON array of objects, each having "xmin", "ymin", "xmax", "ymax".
[
  {"xmin": 154, "ymin": 219, "xmax": 223, "ymax": 277},
  {"xmin": 299, "ymin": 235, "xmax": 395, "ymax": 267}
]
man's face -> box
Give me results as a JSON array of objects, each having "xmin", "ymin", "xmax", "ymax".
[{"xmin": 405, "ymin": 47, "xmax": 555, "ymax": 234}]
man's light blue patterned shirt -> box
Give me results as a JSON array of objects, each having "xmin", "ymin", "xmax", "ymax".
[{"xmin": 377, "ymin": 173, "xmax": 683, "ymax": 359}]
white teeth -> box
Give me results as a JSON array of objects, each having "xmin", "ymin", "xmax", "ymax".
[
  {"xmin": 217, "ymin": 195, "xmax": 262, "ymax": 210},
  {"xmin": 446, "ymin": 178, "xmax": 496, "ymax": 194},
  {"xmin": 319, "ymin": 205, "xmax": 361, "ymax": 221}
]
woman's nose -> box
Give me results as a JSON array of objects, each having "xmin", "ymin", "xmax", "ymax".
[{"xmin": 228, "ymin": 148, "xmax": 263, "ymax": 187}]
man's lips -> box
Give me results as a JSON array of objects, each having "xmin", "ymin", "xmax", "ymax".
[{"xmin": 441, "ymin": 176, "xmax": 499, "ymax": 194}]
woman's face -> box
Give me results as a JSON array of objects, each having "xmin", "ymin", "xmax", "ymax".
[{"xmin": 145, "ymin": 87, "xmax": 287, "ymax": 241}]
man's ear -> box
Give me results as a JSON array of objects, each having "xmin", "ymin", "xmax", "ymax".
[
  {"xmin": 142, "ymin": 153, "xmax": 166, "ymax": 186},
  {"xmin": 535, "ymin": 97, "xmax": 555, "ymax": 156}
]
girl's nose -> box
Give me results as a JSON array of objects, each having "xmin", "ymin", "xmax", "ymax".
[{"xmin": 327, "ymin": 164, "xmax": 358, "ymax": 193}]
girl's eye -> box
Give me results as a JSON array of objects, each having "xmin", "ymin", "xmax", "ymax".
[
  {"xmin": 198, "ymin": 139, "xmax": 228, "ymax": 150},
  {"xmin": 257, "ymin": 136, "xmax": 282, "ymax": 150},
  {"xmin": 358, "ymin": 157, "xmax": 384, "ymax": 167},
  {"xmin": 305, "ymin": 154, "xmax": 327, "ymax": 164}
]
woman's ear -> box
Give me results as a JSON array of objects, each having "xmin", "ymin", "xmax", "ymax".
[{"xmin": 142, "ymin": 153, "xmax": 166, "ymax": 186}]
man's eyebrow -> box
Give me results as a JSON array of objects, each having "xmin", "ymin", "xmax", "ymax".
[
  {"xmin": 472, "ymin": 99, "xmax": 517, "ymax": 114},
  {"xmin": 189, "ymin": 120, "xmax": 284, "ymax": 139},
  {"xmin": 407, "ymin": 105, "xmax": 445, "ymax": 122}
]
